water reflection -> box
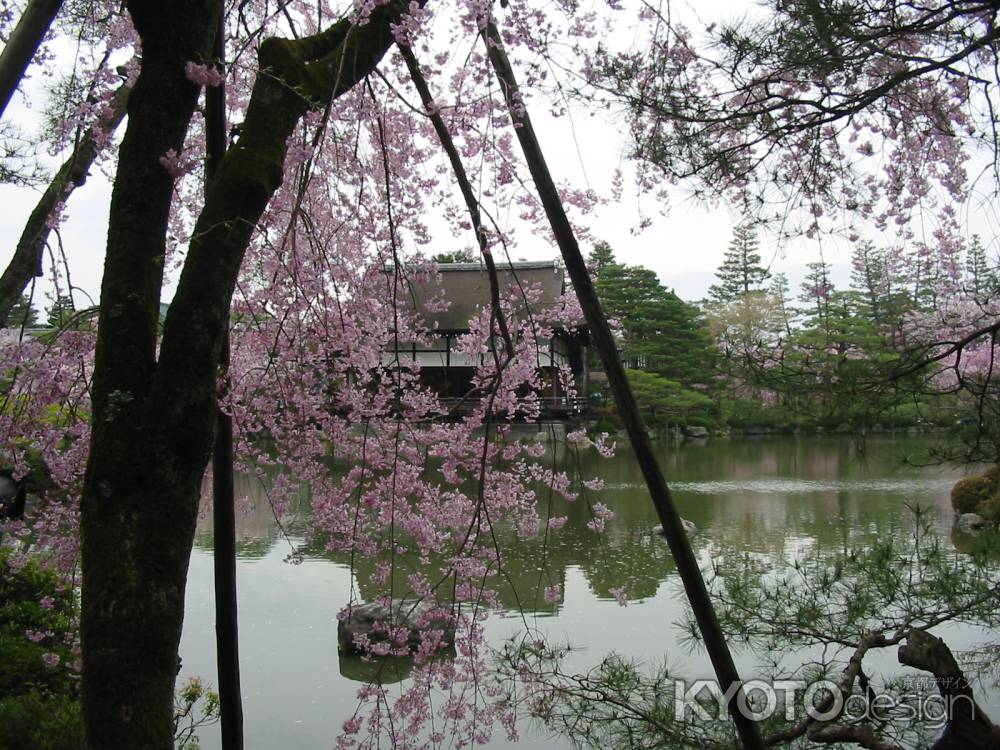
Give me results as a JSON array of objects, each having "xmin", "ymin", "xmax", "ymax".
[
  {"xmin": 181, "ymin": 436, "xmax": 977, "ymax": 749},
  {"xmin": 192, "ymin": 437, "xmax": 964, "ymax": 609}
]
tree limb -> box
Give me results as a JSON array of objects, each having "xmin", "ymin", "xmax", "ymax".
[
  {"xmin": 0, "ymin": 78, "xmax": 131, "ymax": 327},
  {"xmin": 0, "ymin": 0, "xmax": 64, "ymax": 119},
  {"xmin": 397, "ymin": 42, "xmax": 515, "ymax": 359},
  {"xmin": 898, "ymin": 629, "xmax": 1000, "ymax": 750}
]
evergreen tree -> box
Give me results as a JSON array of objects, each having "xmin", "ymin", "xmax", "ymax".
[
  {"xmin": 767, "ymin": 273, "xmax": 793, "ymax": 338},
  {"xmin": 964, "ymin": 235, "xmax": 998, "ymax": 304},
  {"xmin": 591, "ymin": 244, "xmax": 715, "ymax": 386},
  {"xmin": 707, "ymin": 223, "xmax": 770, "ymax": 302},
  {"xmin": 45, "ymin": 294, "xmax": 75, "ymax": 327},
  {"xmin": 849, "ymin": 241, "xmax": 886, "ymax": 323},
  {"xmin": 6, "ymin": 293, "xmax": 39, "ymax": 328},
  {"xmin": 847, "ymin": 242, "xmax": 912, "ymax": 348},
  {"xmin": 433, "ymin": 249, "xmax": 476, "ymax": 263},
  {"xmin": 797, "ymin": 259, "xmax": 834, "ymax": 331},
  {"xmin": 907, "ymin": 244, "xmax": 940, "ymax": 310},
  {"xmin": 588, "ymin": 241, "xmax": 617, "ymax": 275}
]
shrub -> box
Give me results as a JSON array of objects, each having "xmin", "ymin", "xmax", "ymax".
[
  {"xmin": 950, "ymin": 474, "xmax": 997, "ymax": 515},
  {"xmin": 0, "ymin": 550, "xmax": 78, "ymax": 698},
  {"xmin": 0, "ymin": 693, "xmax": 83, "ymax": 750},
  {"xmin": 0, "ymin": 549, "xmax": 81, "ymax": 750},
  {"xmin": 980, "ymin": 493, "xmax": 1000, "ymax": 525}
]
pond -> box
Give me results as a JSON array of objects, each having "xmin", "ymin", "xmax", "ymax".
[{"xmin": 178, "ymin": 435, "xmax": 995, "ymax": 748}]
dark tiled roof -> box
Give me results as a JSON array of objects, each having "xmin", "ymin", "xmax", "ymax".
[{"xmin": 409, "ymin": 261, "xmax": 568, "ymax": 331}]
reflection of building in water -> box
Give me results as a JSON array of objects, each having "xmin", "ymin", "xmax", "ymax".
[
  {"xmin": 193, "ymin": 471, "xmax": 310, "ymax": 558},
  {"xmin": 192, "ymin": 437, "xmax": 960, "ymax": 615}
]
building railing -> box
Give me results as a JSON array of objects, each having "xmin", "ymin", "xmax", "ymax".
[{"xmin": 436, "ymin": 394, "xmax": 588, "ymax": 418}]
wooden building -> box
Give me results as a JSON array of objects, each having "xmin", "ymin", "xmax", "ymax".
[{"xmin": 387, "ymin": 261, "xmax": 589, "ymax": 419}]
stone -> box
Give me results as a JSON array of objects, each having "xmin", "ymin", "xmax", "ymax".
[
  {"xmin": 684, "ymin": 426, "xmax": 709, "ymax": 438},
  {"xmin": 653, "ymin": 518, "xmax": 697, "ymax": 538},
  {"xmin": 957, "ymin": 513, "xmax": 987, "ymax": 532},
  {"xmin": 338, "ymin": 599, "xmax": 456, "ymax": 656}
]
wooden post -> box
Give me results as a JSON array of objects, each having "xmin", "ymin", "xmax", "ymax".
[
  {"xmin": 481, "ymin": 21, "xmax": 765, "ymax": 750},
  {"xmin": 207, "ymin": 9, "xmax": 244, "ymax": 749}
]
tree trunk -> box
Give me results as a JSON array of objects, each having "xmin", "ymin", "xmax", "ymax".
[
  {"xmin": 79, "ymin": 3, "xmax": 220, "ymax": 746},
  {"xmin": 0, "ymin": 0, "xmax": 63, "ymax": 118},
  {"xmin": 898, "ymin": 630, "xmax": 1000, "ymax": 750},
  {"xmin": 78, "ymin": 2, "xmax": 413, "ymax": 746}
]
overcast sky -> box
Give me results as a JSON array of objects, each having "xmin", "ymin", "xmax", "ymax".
[{"xmin": 1, "ymin": 0, "xmax": 993, "ymax": 315}]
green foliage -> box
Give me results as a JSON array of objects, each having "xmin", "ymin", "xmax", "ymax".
[
  {"xmin": 706, "ymin": 237, "xmax": 941, "ymax": 437},
  {"xmin": 590, "ymin": 242, "xmax": 716, "ymax": 387},
  {"xmin": 0, "ymin": 549, "xmax": 82, "ymax": 750},
  {"xmin": 707, "ymin": 222, "xmax": 770, "ymax": 302},
  {"xmin": 0, "ymin": 550, "xmax": 78, "ymax": 699},
  {"xmin": 432, "ymin": 249, "xmax": 476, "ymax": 263},
  {"xmin": 45, "ymin": 294, "xmax": 76, "ymax": 328},
  {"xmin": 0, "ymin": 692, "xmax": 84, "ymax": 750},
  {"xmin": 964, "ymin": 235, "xmax": 999, "ymax": 304},
  {"xmin": 173, "ymin": 677, "xmax": 221, "ymax": 750},
  {"xmin": 503, "ymin": 515, "xmax": 1000, "ymax": 750},
  {"xmin": 980, "ymin": 493, "xmax": 1000, "ymax": 525},
  {"xmin": 722, "ymin": 397, "xmax": 799, "ymax": 433},
  {"xmin": 625, "ymin": 369, "xmax": 716, "ymax": 426},
  {"xmin": 6, "ymin": 294, "xmax": 40, "ymax": 328}
]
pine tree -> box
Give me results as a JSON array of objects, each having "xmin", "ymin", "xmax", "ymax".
[
  {"xmin": 798, "ymin": 259, "xmax": 834, "ymax": 330},
  {"xmin": 849, "ymin": 241, "xmax": 885, "ymax": 322},
  {"xmin": 707, "ymin": 223, "xmax": 770, "ymax": 302},
  {"xmin": 45, "ymin": 294, "xmax": 75, "ymax": 327},
  {"xmin": 6, "ymin": 293, "xmax": 39, "ymax": 328},
  {"xmin": 964, "ymin": 235, "xmax": 998, "ymax": 304},
  {"xmin": 907, "ymin": 244, "xmax": 940, "ymax": 310},
  {"xmin": 588, "ymin": 241, "xmax": 617, "ymax": 275},
  {"xmin": 768, "ymin": 273, "xmax": 793, "ymax": 338},
  {"xmin": 591, "ymin": 245, "xmax": 715, "ymax": 386},
  {"xmin": 847, "ymin": 242, "xmax": 912, "ymax": 345}
]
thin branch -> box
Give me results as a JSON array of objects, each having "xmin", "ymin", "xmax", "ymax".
[
  {"xmin": 0, "ymin": 76, "xmax": 131, "ymax": 327},
  {"xmin": 397, "ymin": 42, "xmax": 515, "ymax": 359}
]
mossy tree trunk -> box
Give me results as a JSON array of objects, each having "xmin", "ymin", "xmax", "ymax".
[{"xmin": 78, "ymin": 2, "xmax": 411, "ymax": 747}]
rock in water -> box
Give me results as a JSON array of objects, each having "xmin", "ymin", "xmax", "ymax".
[
  {"xmin": 957, "ymin": 513, "xmax": 987, "ymax": 532},
  {"xmin": 338, "ymin": 599, "xmax": 456, "ymax": 656}
]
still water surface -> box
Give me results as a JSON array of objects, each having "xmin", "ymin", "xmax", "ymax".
[{"xmin": 178, "ymin": 436, "xmax": 991, "ymax": 748}]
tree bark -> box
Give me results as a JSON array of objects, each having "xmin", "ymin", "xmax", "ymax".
[
  {"xmin": 0, "ymin": 0, "xmax": 63, "ymax": 119},
  {"xmin": 80, "ymin": 3, "xmax": 220, "ymax": 746},
  {"xmin": 0, "ymin": 79, "xmax": 130, "ymax": 327},
  {"xmin": 79, "ymin": 2, "xmax": 415, "ymax": 747},
  {"xmin": 898, "ymin": 629, "xmax": 1000, "ymax": 750}
]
